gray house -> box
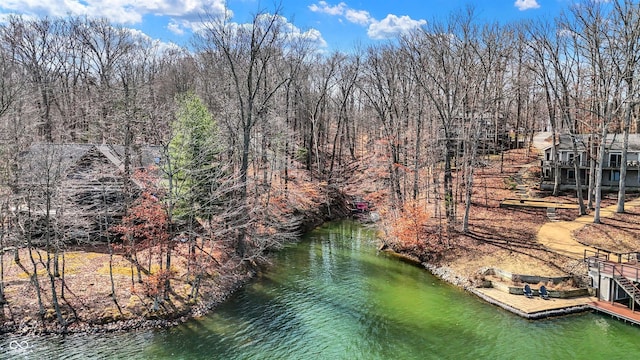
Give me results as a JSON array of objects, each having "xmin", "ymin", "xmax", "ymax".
[
  {"xmin": 540, "ymin": 134, "xmax": 640, "ymax": 192},
  {"xmin": 15, "ymin": 143, "xmax": 162, "ymax": 243}
]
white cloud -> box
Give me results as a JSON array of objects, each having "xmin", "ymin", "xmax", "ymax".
[
  {"xmin": 345, "ymin": 9, "xmax": 371, "ymax": 26},
  {"xmin": 367, "ymin": 14, "xmax": 426, "ymax": 40},
  {"xmin": 514, "ymin": 0, "xmax": 540, "ymax": 11},
  {"xmin": 139, "ymin": 0, "xmax": 227, "ymax": 20},
  {"xmin": 298, "ymin": 28, "xmax": 328, "ymax": 49},
  {"xmin": 309, "ymin": 1, "xmax": 346, "ymax": 16},
  {"xmin": 0, "ymin": 0, "xmax": 228, "ymax": 25},
  {"xmin": 167, "ymin": 20, "xmax": 185, "ymax": 35},
  {"xmin": 309, "ymin": 1, "xmax": 425, "ymax": 41},
  {"xmin": 0, "ymin": 0, "xmax": 237, "ymax": 48},
  {"xmin": 270, "ymin": 14, "xmax": 329, "ymax": 50},
  {"xmin": 193, "ymin": 13, "xmax": 328, "ymax": 52}
]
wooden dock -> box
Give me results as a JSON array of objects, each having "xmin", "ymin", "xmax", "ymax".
[
  {"xmin": 471, "ymin": 287, "xmax": 595, "ymax": 320},
  {"xmin": 590, "ymin": 301, "xmax": 640, "ymax": 327},
  {"xmin": 473, "ymin": 288, "xmax": 640, "ymax": 326}
]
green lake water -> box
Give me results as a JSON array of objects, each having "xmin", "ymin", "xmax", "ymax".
[{"xmin": 1, "ymin": 221, "xmax": 639, "ymax": 359}]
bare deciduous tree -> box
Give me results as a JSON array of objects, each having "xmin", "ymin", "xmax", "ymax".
[{"xmin": 197, "ymin": 6, "xmax": 307, "ymax": 257}]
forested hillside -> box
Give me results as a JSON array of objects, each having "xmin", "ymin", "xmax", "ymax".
[{"xmin": 1, "ymin": 1, "xmax": 640, "ymax": 332}]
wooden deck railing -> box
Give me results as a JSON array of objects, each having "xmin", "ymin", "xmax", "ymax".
[
  {"xmin": 602, "ymin": 262, "xmax": 640, "ymax": 283},
  {"xmin": 585, "ymin": 249, "xmax": 640, "ymax": 264},
  {"xmin": 584, "ymin": 249, "xmax": 610, "ymax": 262},
  {"xmin": 586, "ymin": 252, "xmax": 640, "ymax": 283}
]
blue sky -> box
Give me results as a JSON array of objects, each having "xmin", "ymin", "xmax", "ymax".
[{"xmin": 0, "ymin": 0, "xmax": 567, "ymax": 51}]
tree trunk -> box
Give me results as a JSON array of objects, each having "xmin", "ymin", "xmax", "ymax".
[
  {"xmin": 569, "ymin": 134, "xmax": 586, "ymax": 215},
  {"xmin": 28, "ymin": 246, "xmax": 45, "ymax": 321},
  {"xmin": 588, "ymin": 135, "xmax": 595, "ymax": 209},
  {"xmin": 617, "ymin": 102, "xmax": 633, "ymax": 213},
  {"xmin": 594, "ymin": 127, "xmax": 608, "ymax": 224},
  {"xmin": 0, "ymin": 248, "xmax": 5, "ymax": 305},
  {"xmin": 462, "ymin": 132, "xmax": 477, "ymax": 233},
  {"xmin": 617, "ymin": 128, "xmax": 629, "ymax": 213},
  {"xmin": 444, "ymin": 137, "xmax": 455, "ymax": 231},
  {"xmin": 48, "ymin": 272, "xmax": 65, "ymax": 326},
  {"xmin": 164, "ymin": 247, "xmax": 171, "ymax": 300},
  {"xmin": 413, "ymin": 106, "xmax": 423, "ymax": 200},
  {"xmin": 237, "ymin": 120, "xmax": 252, "ymax": 258}
]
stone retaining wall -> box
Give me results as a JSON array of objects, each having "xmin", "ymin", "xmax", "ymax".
[
  {"xmin": 484, "ymin": 268, "xmax": 573, "ymax": 285},
  {"xmin": 482, "ymin": 268, "xmax": 588, "ymax": 298},
  {"xmin": 507, "ymin": 286, "xmax": 589, "ymax": 298}
]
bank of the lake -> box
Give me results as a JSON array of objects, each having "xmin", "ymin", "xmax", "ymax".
[
  {"xmin": 0, "ymin": 251, "xmax": 257, "ymax": 335},
  {"xmin": 2, "ymin": 220, "xmax": 638, "ymax": 359},
  {"xmin": 0, "ymin": 189, "xmax": 350, "ymax": 335},
  {"xmin": 382, "ymin": 247, "xmax": 596, "ymax": 323}
]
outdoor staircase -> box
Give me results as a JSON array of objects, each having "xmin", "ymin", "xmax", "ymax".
[
  {"xmin": 514, "ymin": 184, "xmax": 529, "ymax": 199},
  {"xmin": 613, "ymin": 275, "xmax": 640, "ymax": 307}
]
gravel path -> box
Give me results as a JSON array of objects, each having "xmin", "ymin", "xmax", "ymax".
[{"xmin": 537, "ymin": 198, "xmax": 640, "ymax": 259}]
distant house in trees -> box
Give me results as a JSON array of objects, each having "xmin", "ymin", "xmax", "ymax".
[
  {"xmin": 540, "ymin": 134, "xmax": 640, "ymax": 192},
  {"xmin": 437, "ymin": 113, "xmax": 518, "ymax": 155},
  {"xmin": 14, "ymin": 143, "xmax": 162, "ymax": 243}
]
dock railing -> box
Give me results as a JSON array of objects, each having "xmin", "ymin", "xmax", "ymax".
[{"xmin": 610, "ymin": 265, "xmax": 640, "ymax": 312}]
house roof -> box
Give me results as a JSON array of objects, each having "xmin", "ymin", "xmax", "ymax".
[
  {"xmin": 550, "ymin": 133, "xmax": 640, "ymax": 152},
  {"xmin": 604, "ymin": 133, "xmax": 640, "ymax": 151},
  {"xmin": 18, "ymin": 143, "xmax": 162, "ymax": 184}
]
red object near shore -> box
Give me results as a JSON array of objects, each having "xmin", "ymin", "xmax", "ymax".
[{"xmin": 355, "ymin": 201, "xmax": 369, "ymax": 212}]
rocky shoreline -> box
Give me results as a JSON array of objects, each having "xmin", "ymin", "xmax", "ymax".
[{"xmin": 423, "ymin": 263, "xmax": 474, "ymax": 289}]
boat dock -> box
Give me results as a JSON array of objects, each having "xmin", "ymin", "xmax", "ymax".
[
  {"xmin": 471, "ymin": 287, "xmax": 595, "ymax": 320},
  {"xmin": 590, "ymin": 301, "xmax": 640, "ymax": 326},
  {"xmin": 471, "ymin": 249, "xmax": 640, "ymax": 326},
  {"xmin": 472, "ymin": 286, "xmax": 640, "ymax": 326}
]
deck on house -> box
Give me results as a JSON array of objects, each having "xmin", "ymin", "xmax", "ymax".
[
  {"xmin": 590, "ymin": 301, "xmax": 640, "ymax": 326},
  {"xmin": 586, "ymin": 252, "xmax": 640, "ymax": 325},
  {"xmin": 586, "ymin": 252, "xmax": 640, "ymax": 282},
  {"xmin": 596, "ymin": 261, "xmax": 640, "ymax": 282}
]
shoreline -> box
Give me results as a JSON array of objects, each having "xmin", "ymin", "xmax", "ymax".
[
  {"xmin": 0, "ymin": 270, "xmax": 256, "ymax": 336},
  {"xmin": 0, "ymin": 196, "xmax": 349, "ymax": 336},
  {"xmin": 0, "ymin": 218, "xmax": 599, "ymax": 335},
  {"xmin": 0, "ymin": 250, "xmax": 591, "ymax": 336}
]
